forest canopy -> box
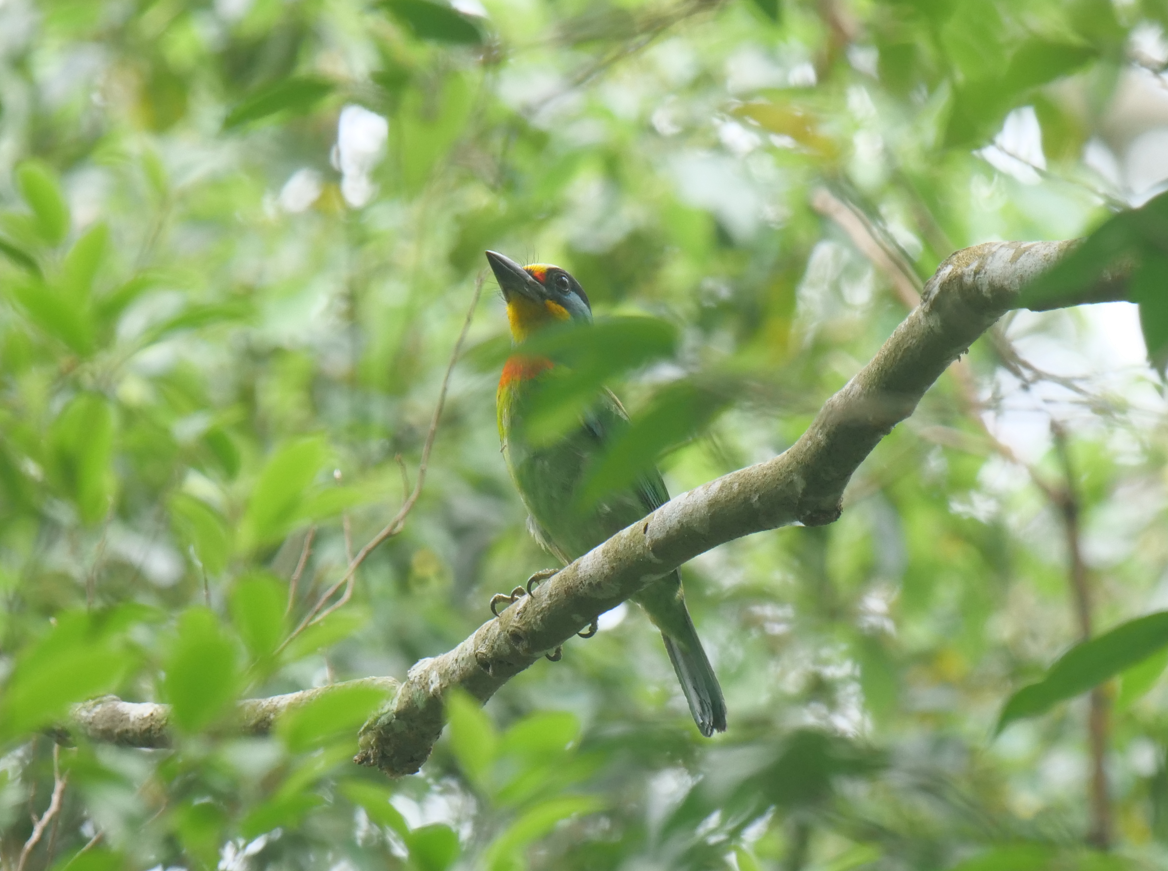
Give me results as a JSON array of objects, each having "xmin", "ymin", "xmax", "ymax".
[{"xmin": 2, "ymin": 0, "xmax": 1168, "ymax": 869}]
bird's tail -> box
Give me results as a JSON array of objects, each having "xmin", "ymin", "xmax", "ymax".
[{"xmin": 661, "ymin": 609, "xmax": 727, "ymax": 738}]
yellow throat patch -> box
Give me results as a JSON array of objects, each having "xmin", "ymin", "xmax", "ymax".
[{"xmin": 506, "ymin": 264, "xmax": 571, "ymax": 341}]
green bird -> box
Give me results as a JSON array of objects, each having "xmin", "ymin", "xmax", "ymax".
[{"xmin": 486, "ymin": 250, "xmax": 727, "ymax": 737}]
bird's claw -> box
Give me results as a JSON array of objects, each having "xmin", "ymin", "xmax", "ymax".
[
  {"xmin": 489, "ymin": 569, "xmax": 577, "ymax": 661},
  {"xmin": 489, "ymin": 586, "xmax": 527, "ymax": 617},
  {"xmin": 525, "ymin": 568, "xmax": 559, "ymax": 595},
  {"xmin": 577, "ymin": 619, "xmax": 598, "ymax": 639}
]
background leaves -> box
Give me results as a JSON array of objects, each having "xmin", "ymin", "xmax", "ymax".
[{"xmin": 1, "ymin": 0, "xmax": 1167, "ymax": 868}]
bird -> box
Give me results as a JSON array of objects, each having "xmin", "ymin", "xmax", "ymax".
[{"xmin": 485, "ymin": 249, "xmax": 727, "ymax": 737}]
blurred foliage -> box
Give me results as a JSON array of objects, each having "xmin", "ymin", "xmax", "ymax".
[{"xmin": 1, "ymin": 0, "xmax": 1168, "ymax": 868}]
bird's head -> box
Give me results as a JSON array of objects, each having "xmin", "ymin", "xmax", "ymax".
[{"xmin": 486, "ymin": 250, "xmax": 592, "ymax": 343}]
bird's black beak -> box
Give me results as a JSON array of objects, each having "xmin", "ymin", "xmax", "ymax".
[{"xmin": 486, "ymin": 250, "xmax": 544, "ymax": 303}]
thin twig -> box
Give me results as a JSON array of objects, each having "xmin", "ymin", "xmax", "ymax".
[
  {"xmin": 16, "ymin": 745, "xmax": 67, "ymax": 871},
  {"xmin": 286, "ymin": 526, "xmax": 317, "ymax": 616},
  {"xmin": 989, "ymin": 144, "xmax": 1128, "ymax": 212},
  {"xmin": 278, "ymin": 275, "xmax": 484, "ymax": 651},
  {"xmin": 395, "ymin": 454, "xmax": 412, "ymax": 502},
  {"xmin": 811, "ymin": 186, "xmax": 997, "ymax": 423},
  {"xmin": 523, "ymin": 0, "xmax": 720, "ymax": 118},
  {"xmin": 85, "ymin": 512, "xmax": 112, "ymax": 610},
  {"xmin": 1052, "ymin": 421, "xmax": 1112, "ymax": 850},
  {"xmin": 810, "ymin": 187, "xmax": 922, "ymax": 309},
  {"xmin": 62, "ymin": 831, "xmax": 103, "ymax": 869},
  {"xmin": 343, "ymin": 515, "xmax": 355, "ymax": 565}
]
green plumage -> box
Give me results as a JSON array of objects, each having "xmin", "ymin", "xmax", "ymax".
[{"xmin": 498, "ymin": 366, "xmax": 727, "ymax": 736}]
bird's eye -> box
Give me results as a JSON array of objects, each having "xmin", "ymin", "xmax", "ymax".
[{"xmin": 555, "ymin": 273, "xmax": 571, "ymax": 292}]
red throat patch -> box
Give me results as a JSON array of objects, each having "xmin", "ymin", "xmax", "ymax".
[{"xmin": 500, "ymin": 354, "xmax": 553, "ymax": 387}]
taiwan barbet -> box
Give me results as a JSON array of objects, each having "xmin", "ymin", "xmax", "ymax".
[{"xmin": 487, "ymin": 249, "xmax": 726, "ymax": 737}]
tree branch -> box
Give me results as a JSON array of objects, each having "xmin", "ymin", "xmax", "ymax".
[
  {"xmin": 352, "ymin": 239, "xmax": 1131, "ymax": 775},
  {"xmin": 1052, "ymin": 422, "xmax": 1112, "ymax": 850},
  {"xmin": 65, "ymin": 677, "xmax": 399, "ymax": 748},
  {"xmin": 279, "ymin": 274, "xmax": 484, "ymax": 651},
  {"xmin": 61, "ymin": 240, "xmax": 1133, "ymax": 778},
  {"xmin": 16, "ymin": 745, "xmax": 67, "ymax": 871}
]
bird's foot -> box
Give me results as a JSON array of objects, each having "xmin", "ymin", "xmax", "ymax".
[
  {"xmin": 524, "ymin": 569, "xmax": 596, "ymax": 639},
  {"xmin": 489, "ymin": 577, "xmax": 562, "ymax": 661},
  {"xmin": 490, "ymin": 569, "xmax": 594, "ymax": 660},
  {"xmin": 489, "ymin": 586, "xmax": 527, "ymax": 618},
  {"xmin": 525, "ymin": 568, "xmax": 559, "ymax": 594}
]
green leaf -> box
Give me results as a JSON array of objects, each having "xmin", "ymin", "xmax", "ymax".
[
  {"xmin": 1117, "ymin": 646, "xmax": 1168, "ymax": 709},
  {"xmin": 384, "ymin": 0, "xmax": 483, "ymax": 45},
  {"xmin": 399, "ymin": 72, "xmax": 475, "ymax": 192},
  {"xmin": 339, "ymin": 781, "xmax": 409, "ymax": 835},
  {"xmin": 1033, "ymin": 92, "xmax": 1088, "ymax": 164},
  {"xmin": 283, "ymin": 608, "xmax": 370, "ymax": 662},
  {"xmin": 745, "ymin": 0, "xmax": 781, "ymax": 23},
  {"xmin": 856, "ymin": 635, "xmax": 900, "ymax": 725},
  {"xmin": 4, "ymin": 646, "xmax": 130, "ymax": 736},
  {"xmin": 502, "ymin": 710, "xmax": 580, "ymax": 763},
  {"xmin": 174, "ymin": 800, "xmax": 227, "ymax": 870},
  {"xmin": 494, "ymin": 710, "xmax": 583, "ymax": 806},
  {"xmin": 1003, "ymin": 40, "xmax": 1097, "ymax": 93},
  {"xmin": 136, "ymin": 300, "xmax": 254, "ymax": 348},
  {"xmin": 407, "ymin": 824, "xmax": 460, "ymax": 871},
  {"xmin": 204, "ymin": 427, "xmax": 242, "ymax": 479},
  {"xmin": 163, "ymin": 607, "xmax": 241, "ymax": 732},
  {"xmin": 519, "ymin": 316, "xmax": 678, "ymax": 371},
  {"xmin": 940, "ymin": 1, "xmax": 1006, "ymax": 82},
  {"xmin": 223, "ymin": 76, "xmax": 336, "ymax": 130},
  {"xmin": 94, "ymin": 271, "xmax": 166, "ymax": 325},
  {"xmin": 446, "ymin": 690, "xmax": 498, "ymax": 789},
  {"xmin": 17, "ymin": 160, "xmax": 70, "ymax": 245},
  {"xmin": 997, "ymin": 611, "xmax": 1168, "ymax": 733},
  {"xmin": 61, "ymin": 221, "xmax": 108, "ymax": 304},
  {"xmin": 239, "ymin": 436, "xmax": 330, "ymax": 551},
  {"xmin": 297, "ymin": 482, "xmax": 380, "ymax": 523},
  {"xmin": 230, "ymin": 572, "xmax": 287, "ymax": 660},
  {"xmin": 9, "ymin": 278, "xmax": 94, "ymax": 354},
  {"xmin": 1, "ymin": 610, "xmax": 136, "ymax": 736},
  {"xmin": 756, "ymin": 730, "xmax": 884, "ymax": 807},
  {"xmin": 170, "ymin": 493, "xmax": 232, "ymax": 575},
  {"xmin": 1019, "ymin": 190, "xmax": 1168, "ymax": 310},
  {"xmin": 276, "ymin": 683, "xmax": 392, "ymax": 752},
  {"xmin": 140, "ymin": 57, "xmax": 189, "ymax": 132},
  {"xmin": 0, "ymin": 235, "xmax": 42, "ymax": 275},
  {"xmin": 824, "ymin": 845, "xmax": 883, "ymax": 871},
  {"xmin": 483, "ymin": 796, "xmax": 603, "ymax": 871},
  {"xmin": 735, "ymin": 847, "xmax": 763, "ymax": 871},
  {"xmin": 1132, "ymin": 252, "xmax": 1168, "ymax": 372},
  {"xmin": 240, "ymin": 793, "xmax": 324, "ymax": 838},
  {"xmin": 945, "ymin": 844, "xmax": 1057, "ymax": 871},
  {"xmin": 578, "ymin": 378, "xmax": 732, "ymax": 510},
  {"xmin": 943, "ymin": 82, "xmax": 1009, "ymax": 150},
  {"xmin": 511, "ymin": 317, "xmax": 679, "ymax": 445},
  {"xmin": 47, "ymin": 392, "xmax": 117, "ymax": 523}
]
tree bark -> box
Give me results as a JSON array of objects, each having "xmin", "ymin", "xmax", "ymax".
[{"xmin": 65, "ymin": 678, "xmax": 398, "ymax": 747}]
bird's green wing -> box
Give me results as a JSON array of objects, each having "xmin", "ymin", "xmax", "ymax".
[{"xmin": 583, "ymin": 388, "xmax": 671, "ymax": 513}]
